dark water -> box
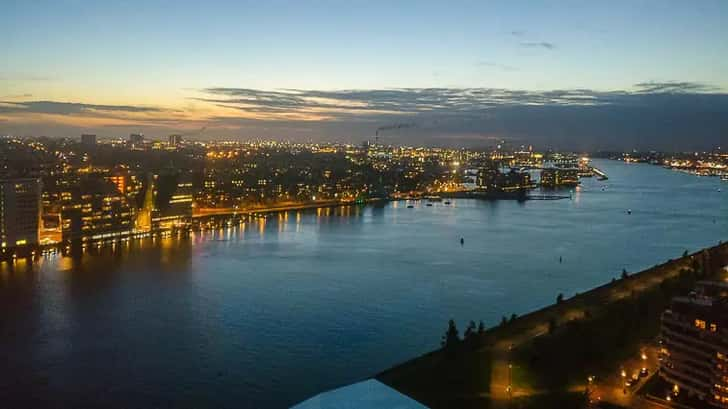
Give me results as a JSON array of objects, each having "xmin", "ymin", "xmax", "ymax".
[{"xmin": 1, "ymin": 160, "xmax": 726, "ymax": 408}]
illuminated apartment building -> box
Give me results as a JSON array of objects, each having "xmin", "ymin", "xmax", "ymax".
[
  {"xmin": 151, "ymin": 170, "xmax": 193, "ymax": 229},
  {"xmin": 659, "ymin": 281, "xmax": 728, "ymax": 407},
  {"xmin": 540, "ymin": 168, "xmax": 579, "ymax": 187},
  {"xmin": 0, "ymin": 178, "xmax": 41, "ymax": 248},
  {"xmin": 60, "ymin": 176, "xmax": 135, "ymax": 242},
  {"xmin": 477, "ymin": 167, "xmax": 532, "ymax": 192}
]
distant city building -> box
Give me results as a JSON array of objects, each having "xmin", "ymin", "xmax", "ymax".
[
  {"xmin": 0, "ymin": 178, "xmax": 42, "ymax": 248},
  {"xmin": 81, "ymin": 134, "xmax": 97, "ymax": 145},
  {"xmin": 129, "ymin": 133, "xmax": 144, "ymax": 146},
  {"xmin": 168, "ymin": 134, "xmax": 182, "ymax": 146},
  {"xmin": 659, "ymin": 281, "xmax": 728, "ymax": 407}
]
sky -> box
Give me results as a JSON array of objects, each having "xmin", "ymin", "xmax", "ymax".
[{"xmin": 2, "ymin": 0, "xmax": 727, "ymax": 150}]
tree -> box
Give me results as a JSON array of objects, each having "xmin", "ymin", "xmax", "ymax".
[
  {"xmin": 556, "ymin": 293, "xmax": 564, "ymax": 304},
  {"xmin": 682, "ymin": 249, "xmax": 689, "ymax": 258},
  {"xmin": 621, "ymin": 269, "xmax": 629, "ymax": 279},
  {"xmin": 501, "ymin": 316, "xmax": 508, "ymax": 327},
  {"xmin": 441, "ymin": 319, "xmax": 461, "ymax": 349},
  {"xmin": 464, "ymin": 320, "xmax": 477, "ymax": 344},
  {"xmin": 478, "ymin": 320, "xmax": 486, "ymax": 334},
  {"xmin": 510, "ymin": 313, "xmax": 518, "ymax": 323}
]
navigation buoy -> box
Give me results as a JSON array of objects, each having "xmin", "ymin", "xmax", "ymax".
[
  {"xmin": 460, "ymin": 237, "xmax": 464, "ymax": 246},
  {"xmin": 559, "ymin": 256, "xmax": 563, "ymax": 263},
  {"xmin": 627, "ymin": 209, "xmax": 632, "ymax": 215}
]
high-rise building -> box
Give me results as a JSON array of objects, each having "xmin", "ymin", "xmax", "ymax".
[
  {"xmin": 168, "ymin": 134, "xmax": 182, "ymax": 147},
  {"xmin": 151, "ymin": 170, "xmax": 193, "ymax": 229},
  {"xmin": 81, "ymin": 134, "xmax": 97, "ymax": 145},
  {"xmin": 659, "ymin": 281, "xmax": 728, "ymax": 407},
  {"xmin": 0, "ymin": 178, "xmax": 42, "ymax": 248}
]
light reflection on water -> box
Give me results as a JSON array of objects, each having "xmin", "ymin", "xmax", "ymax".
[{"xmin": 0, "ymin": 160, "xmax": 726, "ymax": 408}]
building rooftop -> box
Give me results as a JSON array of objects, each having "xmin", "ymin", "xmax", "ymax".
[{"xmin": 291, "ymin": 379, "xmax": 427, "ymax": 409}]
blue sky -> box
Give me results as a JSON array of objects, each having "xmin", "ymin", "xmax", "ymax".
[{"xmin": 1, "ymin": 0, "xmax": 727, "ymax": 149}]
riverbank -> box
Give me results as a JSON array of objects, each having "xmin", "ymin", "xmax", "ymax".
[
  {"xmin": 193, "ymin": 198, "xmax": 381, "ymax": 219},
  {"xmin": 377, "ymin": 240, "xmax": 728, "ymax": 408}
]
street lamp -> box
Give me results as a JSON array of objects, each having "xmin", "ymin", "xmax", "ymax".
[
  {"xmin": 586, "ymin": 375, "xmax": 594, "ymax": 401},
  {"xmin": 621, "ymin": 369, "xmax": 627, "ymax": 394}
]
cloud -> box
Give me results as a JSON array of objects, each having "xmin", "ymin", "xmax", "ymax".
[
  {"xmin": 197, "ymin": 87, "xmax": 618, "ymax": 120},
  {"xmin": 191, "ymin": 83, "xmax": 727, "ymax": 150},
  {"xmin": 0, "ymin": 100, "xmax": 166, "ymax": 115},
  {"xmin": 0, "ymin": 93, "xmax": 33, "ymax": 99},
  {"xmin": 634, "ymin": 81, "xmax": 716, "ymax": 93},
  {"xmin": 1, "ymin": 82, "xmax": 726, "ymax": 151},
  {"xmin": 520, "ymin": 41, "xmax": 556, "ymax": 50}
]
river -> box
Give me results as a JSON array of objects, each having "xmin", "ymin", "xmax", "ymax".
[{"xmin": 1, "ymin": 160, "xmax": 726, "ymax": 408}]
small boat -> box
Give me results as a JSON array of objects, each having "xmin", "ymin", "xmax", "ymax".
[
  {"xmin": 721, "ymin": 175, "xmax": 728, "ymax": 181},
  {"xmin": 407, "ymin": 205, "xmax": 414, "ymax": 209},
  {"xmin": 426, "ymin": 203, "xmax": 433, "ymax": 207},
  {"xmin": 444, "ymin": 201, "xmax": 451, "ymax": 205}
]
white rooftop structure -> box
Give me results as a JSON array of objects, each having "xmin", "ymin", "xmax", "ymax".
[{"xmin": 291, "ymin": 379, "xmax": 427, "ymax": 409}]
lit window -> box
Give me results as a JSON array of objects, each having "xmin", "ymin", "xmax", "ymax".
[
  {"xmin": 710, "ymin": 323, "xmax": 718, "ymax": 332},
  {"xmin": 695, "ymin": 319, "xmax": 707, "ymax": 330}
]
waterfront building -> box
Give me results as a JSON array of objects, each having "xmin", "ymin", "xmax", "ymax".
[
  {"xmin": 60, "ymin": 176, "xmax": 135, "ymax": 242},
  {"xmin": 0, "ymin": 178, "xmax": 42, "ymax": 248},
  {"xmin": 151, "ymin": 170, "xmax": 193, "ymax": 229},
  {"xmin": 477, "ymin": 167, "xmax": 532, "ymax": 192},
  {"xmin": 81, "ymin": 134, "xmax": 97, "ymax": 145},
  {"xmin": 540, "ymin": 168, "xmax": 579, "ymax": 187},
  {"xmin": 659, "ymin": 281, "xmax": 728, "ymax": 407}
]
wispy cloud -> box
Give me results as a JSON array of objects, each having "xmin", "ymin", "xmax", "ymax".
[
  {"xmin": 634, "ymin": 81, "xmax": 716, "ymax": 93},
  {"xmin": 520, "ymin": 41, "xmax": 556, "ymax": 50},
  {"xmin": 0, "ymin": 100, "xmax": 166, "ymax": 115},
  {"xmin": 196, "ymin": 87, "xmax": 624, "ymax": 120}
]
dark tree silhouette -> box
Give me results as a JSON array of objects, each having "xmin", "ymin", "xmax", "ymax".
[
  {"xmin": 441, "ymin": 319, "xmax": 461, "ymax": 349},
  {"xmin": 464, "ymin": 320, "xmax": 477, "ymax": 344},
  {"xmin": 556, "ymin": 293, "xmax": 564, "ymax": 304},
  {"xmin": 477, "ymin": 320, "xmax": 486, "ymax": 334}
]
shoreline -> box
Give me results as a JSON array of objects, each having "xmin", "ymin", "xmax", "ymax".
[{"xmin": 376, "ymin": 240, "xmax": 728, "ymax": 407}]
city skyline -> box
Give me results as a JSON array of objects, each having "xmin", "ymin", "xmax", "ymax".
[{"xmin": 3, "ymin": 1, "xmax": 728, "ymax": 149}]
